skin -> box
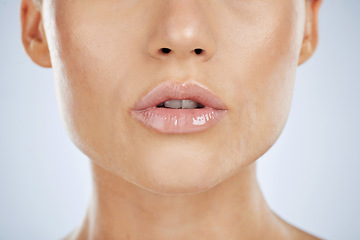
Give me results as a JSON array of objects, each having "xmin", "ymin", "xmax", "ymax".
[{"xmin": 21, "ymin": 0, "xmax": 322, "ymax": 239}]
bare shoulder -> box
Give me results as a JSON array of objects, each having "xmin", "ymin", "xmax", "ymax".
[
  {"xmin": 270, "ymin": 212, "xmax": 323, "ymax": 240},
  {"xmin": 61, "ymin": 231, "xmax": 76, "ymax": 240},
  {"xmin": 61, "ymin": 227, "xmax": 83, "ymax": 240},
  {"xmin": 280, "ymin": 218, "xmax": 323, "ymax": 240},
  {"xmin": 290, "ymin": 227, "xmax": 322, "ymax": 240}
]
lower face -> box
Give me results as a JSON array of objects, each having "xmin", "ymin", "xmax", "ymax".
[{"xmin": 43, "ymin": 0, "xmax": 305, "ymax": 194}]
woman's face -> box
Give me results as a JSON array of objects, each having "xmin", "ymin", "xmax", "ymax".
[{"xmin": 40, "ymin": 0, "xmax": 308, "ymax": 194}]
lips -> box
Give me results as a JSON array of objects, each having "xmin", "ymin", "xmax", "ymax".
[{"xmin": 129, "ymin": 81, "xmax": 228, "ymax": 134}]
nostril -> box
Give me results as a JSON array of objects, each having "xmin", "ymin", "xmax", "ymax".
[
  {"xmin": 194, "ymin": 48, "xmax": 203, "ymax": 55},
  {"xmin": 158, "ymin": 48, "xmax": 205, "ymax": 56},
  {"xmin": 161, "ymin": 48, "xmax": 171, "ymax": 54}
]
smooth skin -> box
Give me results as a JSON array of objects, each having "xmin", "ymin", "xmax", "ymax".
[{"xmin": 21, "ymin": 0, "xmax": 322, "ymax": 239}]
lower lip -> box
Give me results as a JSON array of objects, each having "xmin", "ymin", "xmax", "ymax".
[{"xmin": 130, "ymin": 107, "xmax": 227, "ymax": 134}]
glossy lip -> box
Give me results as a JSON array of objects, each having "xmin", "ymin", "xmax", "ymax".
[
  {"xmin": 131, "ymin": 81, "xmax": 228, "ymax": 111},
  {"xmin": 130, "ymin": 81, "xmax": 228, "ymax": 134}
]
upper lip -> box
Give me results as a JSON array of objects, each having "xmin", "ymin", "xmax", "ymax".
[{"xmin": 131, "ymin": 81, "xmax": 228, "ymax": 111}]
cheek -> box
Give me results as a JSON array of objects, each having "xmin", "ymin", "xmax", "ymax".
[
  {"xmin": 217, "ymin": 1, "xmax": 303, "ymax": 161},
  {"xmin": 46, "ymin": 4, "xmax": 135, "ymax": 160}
]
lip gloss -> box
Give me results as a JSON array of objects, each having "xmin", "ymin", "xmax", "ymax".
[
  {"xmin": 131, "ymin": 107, "xmax": 227, "ymax": 134},
  {"xmin": 130, "ymin": 81, "xmax": 228, "ymax": 134}
]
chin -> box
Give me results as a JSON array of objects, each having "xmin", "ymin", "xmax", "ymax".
[
  {"xmin": 125, "ymin": 147, "xmax": 232, "ymax": 195},
  {"xmin": 135, "ymin": 173, "xmax": 224, "ymax": 196}
]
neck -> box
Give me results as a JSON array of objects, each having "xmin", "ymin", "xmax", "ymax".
[{"xmin": 68, "ymin": 161, "xmax": 287, "ymax": 240}]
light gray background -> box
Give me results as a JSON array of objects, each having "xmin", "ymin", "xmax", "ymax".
[{"xmin": 1, "ymin": 0, "xmax": 359, "ymax": 239}]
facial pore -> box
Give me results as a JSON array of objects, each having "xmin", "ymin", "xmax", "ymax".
[{"xmin": 41, "ymin": 0, "xmax": 306, "ymax": 195}]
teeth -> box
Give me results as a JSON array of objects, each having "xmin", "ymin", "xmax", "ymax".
[
  {"xmin": 164, "ymin": 100, "xmax": 182, "ymax": 109},
  {"xmin": 161, "ymin": 99, "xmax": 202, "ymax": 109},
  {"xmin": 181, "ymin": 100, "xmax": 198, "ymax": 109}
]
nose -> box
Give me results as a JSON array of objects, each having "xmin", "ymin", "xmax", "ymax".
[{"xmin": 147, "ymin": 0, "xmax": 217, "ymax": 62}]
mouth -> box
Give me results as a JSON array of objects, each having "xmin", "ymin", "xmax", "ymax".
[
  {"xmin": 156, "ymin": 100, "xmax": 205, "ymax": 109},
  {"xmin": 130, "ymin": 81, "xmax": 228, "ymax": 134}
]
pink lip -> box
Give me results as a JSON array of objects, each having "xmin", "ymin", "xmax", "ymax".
[{"xmin": 129, "ymin": 81, "xmax": 228, "ymax": 134}]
